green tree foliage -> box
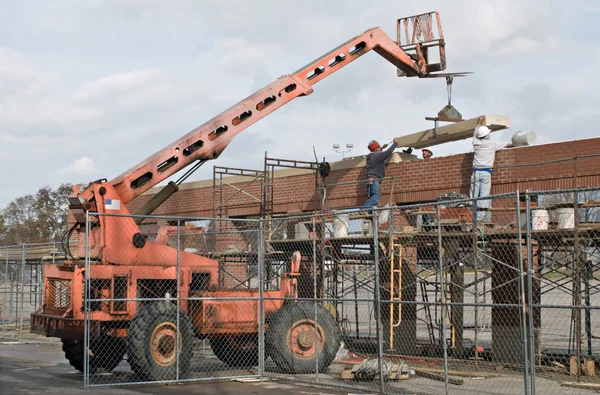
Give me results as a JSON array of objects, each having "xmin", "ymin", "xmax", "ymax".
[{"xmin": 0, "ymin": 184, "xmax": 72, "ymax": 245}]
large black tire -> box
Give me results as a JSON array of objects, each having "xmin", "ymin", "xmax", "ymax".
[
  {"xmin": 266, "ymin": 302, "xmax": 340, "ymax": 374},
  {"xmin": 61, "ymin": 337, "xmax": 125, "ymax": 373},
  {"xmin": 210, "ymin": 333, "xmax": 259, "ymax": 367},
  {"xmin": 127, "ymin": 301, "xmax": 195, "ymax": 381}
]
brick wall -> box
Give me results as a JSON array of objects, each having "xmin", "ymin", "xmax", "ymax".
[{"xmin": 127, "ymin": 137, "xmax": 600, "ymax": 218}]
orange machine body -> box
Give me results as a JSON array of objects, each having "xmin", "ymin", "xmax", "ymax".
[{"xmin": 32, "ymin": 12, "xmax": 447, "ymax": 342}]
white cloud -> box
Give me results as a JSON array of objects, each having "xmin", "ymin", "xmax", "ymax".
[
  {"xmin": 217, "ymin": 39, "xmax": 267, "ymax": 71},
  {"xmin": 0, "ymin": 0, "xmax": 598, "ymax": 210},
  {"xmin": 0, "ymin": 47, "xmax": 56, "ymax": 95},
  {"xmin": 60, "ymin": 157, "xmax": 99, "ymax": 175},
  {"xmin": 72, "ymin": 69, "xmax": 162, "ymax": 102}
]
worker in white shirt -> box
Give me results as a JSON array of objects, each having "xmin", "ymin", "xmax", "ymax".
[{"xmin": 471, "ymin": 123, "xmax": 513, "ymax": 223}]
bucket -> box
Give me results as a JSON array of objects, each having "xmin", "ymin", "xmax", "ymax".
[
  {"xmin": 531, "ymin": 209, "xmax": 549, "ymax": 230},
  {"xmin": 333, "ymin": 213, "xmax": 349, "ymax": 238},
  {"xmin": 511, "ymin": 131, "xmax": 537, "ymax": 147},
  {"xmin": 553, "ymin": 208, "xmax": 574, "ymax": 229},
  {"xmin": 294, "ymin": 223, "xmax": 309, "ymax": 239}
]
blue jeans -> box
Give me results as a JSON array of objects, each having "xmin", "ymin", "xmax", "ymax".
[
  {"xmin": 361, "ymin": 180, "xmax": 381, "ymax": 209},
  {"xmin": 470, "ymin": 171, "xmax": 492, "ymax": 223}
]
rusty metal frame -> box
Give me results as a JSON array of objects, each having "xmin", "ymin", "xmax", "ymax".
[
  {"xmin": 397, "ymin": 11, "xmax": 446, "ymax": 76},
  {"xmin": 212, "ymin": 165, "xmax": 267, "ymax": 219},
  {"xmin": 264, "ymin": 155, "xmax": 321, "ymax": 216}
]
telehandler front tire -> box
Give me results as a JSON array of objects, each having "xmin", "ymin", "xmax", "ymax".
[{"xmin": 127, "ymin": 301, "xmax": 195, "ymax": 381}]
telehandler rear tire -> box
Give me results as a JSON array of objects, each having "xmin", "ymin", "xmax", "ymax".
[
  {"xmin": 127, "ymin": 301, "xmax": 195, "ymax": 381},
  {"xmin": 266, "ymin": 301, "xmax": 340, "ymax": 374}
]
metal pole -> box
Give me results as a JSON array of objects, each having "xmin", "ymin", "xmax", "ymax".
[
  {"xmin": 3, "ymin": 246, "xmax": 8, "ymax": 337},
  {"xmin": 516, "ymin": 190, "xmax": 531, "ymax": 395},
  {"xmin": 19, "ymin": 244, "xmax": 26, "ymax": 341},
  {"xmin": 474, "ymin": 218, "xmax": 479, "ymax": 367},
  {"xmin": 15, "ymin": 247, "xmax": 19, "ymax": 331},
  {"xmin": 258, "ymin": 220, "xmax": 266, "ymax": 377},
  {"xmin": 84, "ymin": 210, "xmax": 90, "ymax": 388},
  {"xmin": 353, "ymin": 266, "xmax": 360, "ymax": 339},
  {"xmin": 372, "ymin": 212, "xmax": 385, "ymax": 394},
  {"xmin": 340, "ymin": 257, "xmax": 345, "ymax": 325},
  {"xmin": 312, "ymin": 216, "xmax": 319, "ymax": 382},
  {"xmin": 525, "ymin": 192, "xmax": 536, "ymax": 393},
  {"xmin": 436, "ymin": 204, "xmax": 449, "ymax": 394},
  {"xmin": 471, "ymin": 178, "xmax": 479, "ymax": 363},
  {"xmin": 573, "ymin": 188, "xmax": 582, "ymax": 383},
  {"xmin": 176, "ymin": 219, "xmax": 181, "ymax": 381},
  {"xmin": 9, "ymin": 247, "xmax": 14, "ymax": 337},
  {"xmin": 585, "ymin": 259, "xmax": 592, "ymax": 357}
]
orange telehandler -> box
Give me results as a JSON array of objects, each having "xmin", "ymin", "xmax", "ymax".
[{"xmin": 31, "ymin": 12, "xmax": 448, "ymax": 380}]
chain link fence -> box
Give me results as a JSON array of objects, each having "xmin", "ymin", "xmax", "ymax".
[
  {"xmin": 0, "ymin": 242, "xmax": 62, "ymax": 343},
  {"xmin": 6, "ymin": 187, "xmax": 600, "ymax": 394}
]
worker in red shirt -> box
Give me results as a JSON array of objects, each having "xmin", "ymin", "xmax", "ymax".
[{"xmin": 361, "ymin": 139, "xmax": 398, "ymax": 209}]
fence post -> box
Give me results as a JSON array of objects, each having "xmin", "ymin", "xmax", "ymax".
[
  {"xmin": 436, "ymin": 203, "xmax": 449, "ymax": 394},
  {"xmin": 9, "ymin": 246, "xmax": 14, "ymax": 338},
  {"xmin": 258, "ymin": 219, "xmax": 265, "ymax": 377},
  {"xmin": 311, "ymin": 216, "xmax": 319, "ymax": 382},
  {"xmin": 83, "ymin": 210, "xmax": 91, "ymax": 389},
  {"xmin": 371, "ymin": 212, "xmax": 385, "ymax": 394},
  {"xmin": 574, "ymin": 188, "xmax": 583, "ymax": 381},
  {"xmin": 525, "ymin": 192, "xmax": 536, "ymax": 393},
  {"xmin": 176, "ymin": 218, "xmax": 181, "ymax": 382},
  {"xmin": 19, "ymin": 244, "xmax": 26, "ymax": 341},
  {"xmin": 3, "ymin": 246, "xmax": 8, "ymax": 337},
  {"xmin": 14, "ymin": 247, "xmax": 19, "ymax": 333},
  {"xmin": 516, "ymin": 190, "xmax": 531, "ymax": 395}
]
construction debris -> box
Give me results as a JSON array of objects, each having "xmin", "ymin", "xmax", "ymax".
[{"xmin": 340, "ymin": 359, "xmax": 410, "ymax": 381}]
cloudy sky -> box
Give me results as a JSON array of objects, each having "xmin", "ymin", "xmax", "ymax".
[{"xmin": 1, "ymin": 0, "xmax": 599, "ymax": 208}]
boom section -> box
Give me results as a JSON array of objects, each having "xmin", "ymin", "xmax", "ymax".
[{"xmin": 73, "ymin": 19, "xmax": 443, "ymax": 208}]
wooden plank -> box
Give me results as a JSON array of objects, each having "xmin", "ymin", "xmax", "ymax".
[
  {"xmin": 570, "ymin": 356, "xmax": 579, "ymax": 376},
  {"xmin": 583, "ymin": 358, "xmax": 596, "ymax": 376},
  {"xmin": 393, "ymin": 115, "xmax": 511, "ymax": 149},
  {"xmin": 414, "ymin": 369, "xmax": 464, "ymax": 385},
  {"xmin": 340, "ymin": 368, "xmax": 355, "ymax": 379},
  {"xmin": 415, "ymin": 367, "xmax": 500, "ymax": 378},
  {"xmin": 561, "ymin": 381, "xmax": 600, "ymax": 390}
]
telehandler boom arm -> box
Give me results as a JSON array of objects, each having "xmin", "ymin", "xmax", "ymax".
[{"xmin": 70, "ymin": 13, "xmax": 446, "ymax": 215}]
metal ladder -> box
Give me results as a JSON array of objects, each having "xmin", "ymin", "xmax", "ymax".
[
  {"xmin": 419, "ymin": 279, "xmax": 437, "ymax": 345},
  {"xmin": 389, "ymin": 242, "xmax": 403, "ymax": 349}
]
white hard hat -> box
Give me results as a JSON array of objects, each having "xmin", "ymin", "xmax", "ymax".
[{"xmin": 474, "ymin": 125, "xmax": 491, "ymax": 139}]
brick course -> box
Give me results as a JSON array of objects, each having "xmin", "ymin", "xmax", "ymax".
[{"xmin": 127, "ymin": 137, "xmax": 600, "ymax": 218}]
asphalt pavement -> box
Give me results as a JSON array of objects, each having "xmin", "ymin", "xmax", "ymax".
[{"xmin": 0, "ymin": 341, "xmax": 350, "ymax": 395}]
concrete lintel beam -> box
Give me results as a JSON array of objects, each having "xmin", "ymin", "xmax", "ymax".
[{"xmin": 394, "ymin": 115, "xmax": 511, "ymax": 150}]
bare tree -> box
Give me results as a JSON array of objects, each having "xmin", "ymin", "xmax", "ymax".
[
  {"xmin": 0, "ymin": 183, "xmax": 72, "ymax": 245},
  {"xmin": 2, "ymin": 194, "xmax": 39, "ymax": 244},
  {"xmin": 35, "ymin": 183, "xmax": 72, "ymax": 241},
  {"xmin": 0, "ymin": 213, "xmax": 6, "ymax": 243},
  {"xmin": 538, "ymin": 190, "xmax": 600, "ymax": 223}
]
